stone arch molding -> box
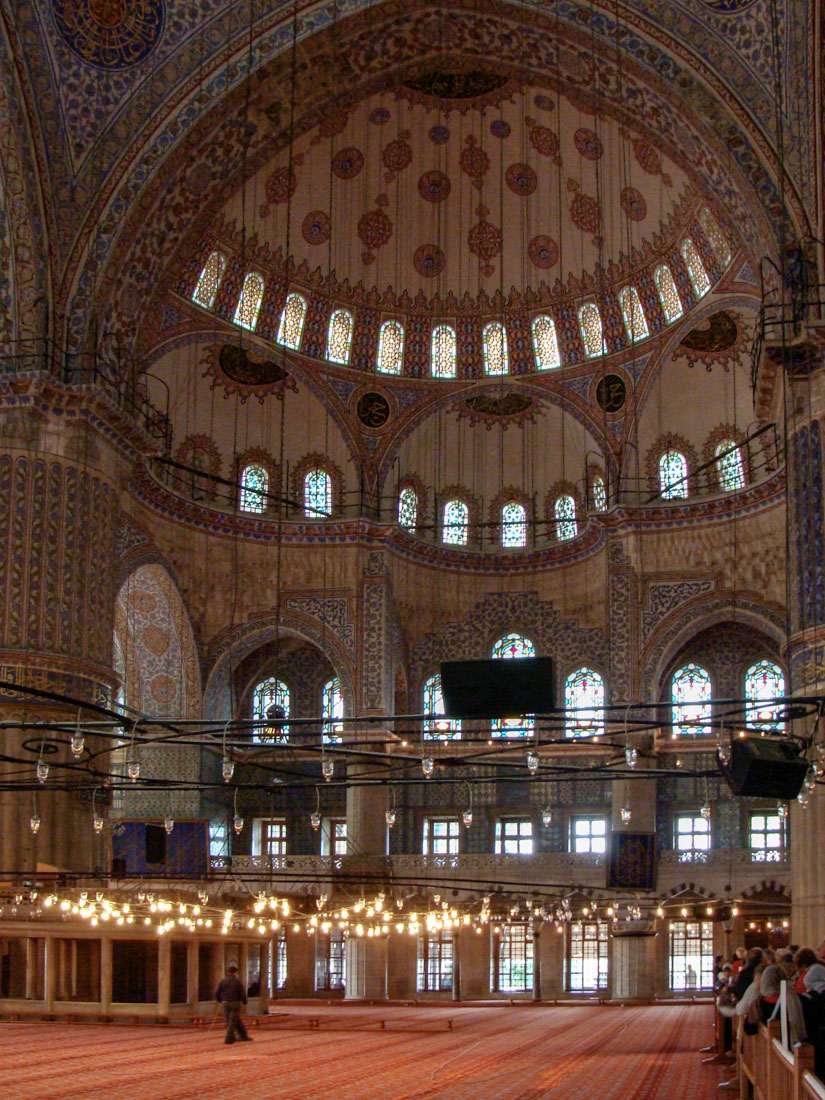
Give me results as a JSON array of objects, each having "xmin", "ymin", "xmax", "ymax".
[
  {"xmin": 641, "ymin": 591, "xmax": 786, "ymax": 701},
  {"xmin": 202, "ymin": 602, "xmax": 356, "ymax": 722},
  {"xmin": 114, "ymin": 563, "xmax": 202, "ymax": 718}
]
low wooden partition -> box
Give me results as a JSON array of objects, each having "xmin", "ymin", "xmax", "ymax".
[{"xmin": 737, "ymin": 1018, "xmax": 825, "ymax": 1100}]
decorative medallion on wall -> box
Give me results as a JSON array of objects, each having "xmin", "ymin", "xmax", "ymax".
[
  {"xmin": 528, "ymin": 235, "xmax": 559, "ymax": 269},
  {"xmin": 313, "ymin": 109, "xmax": 349, "ymax": 142},
  {"xmin": 203, "ymin": 344, "xmax": 298, "ymax": 404},
  {"xmin": 413, "ymin": 243, "xmax": 446, "ymax": 278},
  {"xmin": 259, "ymin": 157, "xmax": 303, "ymax": 218},
  {"xmin": 505, "ymin": 163, "xmax": 537, "ymax": 197},
  {"xmin": 595, "ymin": 373, "xmax": 628, "ymax": 413},
  {"xmin": 468, "ymin": 205, "xmax": 502, "ymax": 277},
  {"xmin": 382, "ymin": 132, "xmax": 413, "ymax": 182},
  {"xmin": 397, "ymin": 67, "xmax": 515, "ymax": 114},
  {"xmin": 52, "ymin": 0, "xmax": 165, "ymax": 69},
  {"xmin": 332, "ymin": 147, "xmax": 365, "ymax": 180},
  {"xmin": 460, "ymin": 135, "xmax": 490, "ymax": 189},
  {"xmin": 525, "ymin": 117, "xmax": 562, "ymax": 164},
  {"xmin": 533, "ymin": 94, "xmax": 555, "ymax": 111},
  {"xmin": 620, "ymin": 186, "xmax": 648, "ymax": 222},
  {"xmin": 355, "ymin": 391, "xmax": 391, "ymax": 429},
  {"xmin": 302, "ymin": 210, "xmax": 331, "ymax": 246},
  {"xmin": 358, "ymin": 206, "xmax": 393, "ymax": 265},
  {"xmin": 567, "ymin": 179, "xmax": 602, "ymax": 246},
  {"xmin": 625, "ymin": 131, "xmax": 673, "ymax": 187},
  {"xmin": 370, "ymin": 107, "xmax": 391, "ymax": 125},
  {"xmin": 458, "ymin": 392, "xmax": 538, "ymax": 429},
  {"xmin": 676, "ymin": 310, "xmax": 743, "ymax": 371},
  {"xmin": 418, "ymin": 170, "xmax": 452, "ymax": 203},
  {"xmin": 574, "ymin": 128, "xmax": 603, "ymax": 161},
  {"xmin": 490, "ymin": 119, "xmax": 511, "ymax": 139},
  {"xmin": 429, "ymin": 125, "xmax": 450, "ymax": 144}
]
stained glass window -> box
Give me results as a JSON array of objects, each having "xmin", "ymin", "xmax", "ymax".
[
  {"xmin": 442, "ymin": 499, "xmax": 468, "ymax": 545},
  {"xmin": 327, "ymin": 308, "xmax": 354, "ymax": 365},
  {"xmin": 304, "ymin": 468, "xmax": 332, "ymax": 517},
  {"xmin": 491, "ymin": 633, "xmax": 536, "ymax": 737},
  {"xmin": 565, "ymin": 667, "xmax": 605, "ymax": 738},
  {"xmin": 715, "ymin": 440, "xmax": 745, "ymax": 492},
  {"xmin": 398, "ymin": 486, "xmax": 417, "ymax": 530},
  {"xmin": 554, "ymin": 494, "xmax": 577, "ymax": 541},
  {"xmin": 532, "ymin": 315, "xmax": 562, "ymax": 370},
  {"xmin": 591, "ymin": 475, "xmax": 606, "ymax": 512},
  {"xmin": 671, "ymin": 663, "xmax": 712, "ymax": 737},
  {"xmin": 654, "ymin": 265, "xmax": 683, "ymax": 323},
  {"xmin": 322, "ymin": 677, "xmax": 344, "ymax": 744},
  {"xmin": 681, "ymin": 239, "xmax": 711, "ymax": 298},
  {"xmin": 239, "ymin": 464, "xmax": 268, "ymax": 514},
  {"xmin": 483, "ymin": 321, "xmax": 509, "ymax": 375},
  {"xmin": 659, "ymin": 451, "xmax": 688, "ymax": 499},
  {"xmin": 378, "ymin": 320, "xmax": 404, "ymax": 374},
  {"xmin": 277, "ymin": 292, "xmax": 307, "ymax": 349},
  {"xmin": 423, "ymin": 673, "xmax": 461, "ymax": 740},
  {"xmin": 699, "ymin": 208, "xmax": 731, "ymax": 267},
  {"xmin": 578, "ymin": 302, "xmax": 605, "ymax": 359},
  {"xmin": 502, "ymin": 501, "xmax": 527, "ymax": 548},
  {"xmin": 618, "ymin": 285, "xmax": 649, "ymax": 343},
  {"xmin": 234, "ymin": 271, "xmax": 265, "ymax": 330},
  {"xmin": 431, "ymin": 324, "xmax": 457, "ymax": 378},
  {"xmin": 192, "ymin": 250, "xmax": 226, "ymax": 309},
  {"xmin": 744, "ymin": 660, "xmax": 785, "ymax": 732},
  {"xmin": 252, "ymin": 678, "xmax": 290, "ymax": 742}
]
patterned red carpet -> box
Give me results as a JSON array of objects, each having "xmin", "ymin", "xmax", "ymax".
[{"xmin": 0, "ymin": 1002, "xmax": 723, "ymax": 1099}]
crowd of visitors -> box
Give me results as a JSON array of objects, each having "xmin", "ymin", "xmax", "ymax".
[{"xmin": 713, "ymin": 940, "xmax": 825, "ymax": 1086}]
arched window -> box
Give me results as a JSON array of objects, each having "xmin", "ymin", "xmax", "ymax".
[
  {"xmin": 398, "ymin": 486, "xmax": 418, "ymax": 530},
  {"xmin": 502, "ymin": 501, "xmax": 527, "ymax": 548},
  {"xmin": 234, "ymin": 271, "xmax": 265, "ymax": 330},
  {"xmin": 680, "ymin": 239, "xmax": 711, "ymax": 298},
  {"xmin": 659, "ymin": 451, "xmax": 688, "ymax": 499},
  {"xmin": 590, "ymin": 475, "xmax": 606, "ymax": 512},
  {"xmin": 654, "ymin": 265, "xmax": 684, "ymax": 323},
  {"xmin": 239, "ymin": 464, "xmax": 268, "ymax": 514},
  {"xmin": 491, "ymin": 633, "xmax": 536, "ymax": 738},
  {"xmin": 442, "ymin": 499, "xmax": 468, "ymax": 545},
  {"xmin": 277, "ymin": 292, "xmax": 307, "ymax": 349},
  {"xmin": 192, "ymin": 250, "xmax": 226, "ymax": 309},
  {"xmin": 377, "ymin": 320, "xmax": 404, "ymax": 374},
  {"xmin": 322, "ymin": 677, "xmax": 344, "ymax": 744},
  {"xmin": 618, "ymin": 286, "xmax": 649, "ymax": 343},
  {"xmin": 532, "ymin": 315, "xmax": 561, "ymax": 370},
  {"xmin": 578, "ymin": 302, "xmax": 605, "ymax": 359},
  {"xmin": 304, "ymin": 469, "xmax": 332, "ymax": 517},
  {"xmin": 423, "ymin": 673, "xmax": 461, "ymax": 739},
  {"xmin": 699, "ymin": 208, "xmax": 731, "ymax": 267},
  {"xmin": 327, "ymin": 308, "xmax": 354, "ymax": 365},
  {"xmin": 252, "ymin": 677, "xmax": 290, "ymax": 742},
  {"xmin": 744, "ymin": 660, "xmax": 785, "ymax": 732},
  {"xmin": 671, "ymin": 663, "xmax": 712, "ymax": 737},
  {"xmin": 715, "ymin": 440, "xmax": 745, "ymax": 492},
  {"xmin": 565, "ymin": 668, "xmax": 605, "ymax": 738},
  {"xmin": 554, "ymin": 494, "xmax": 577, "ymax": 541},
  {"xmin": 483, "ymin": 321, "xmax": 509, "ymax": 375},
  {"xmin": 431, "ymin": 324, "xmax": 457, "ymax": 378}
]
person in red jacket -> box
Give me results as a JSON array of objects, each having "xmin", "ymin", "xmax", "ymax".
[{"xmin": 214, "ymin": 965, "xmax": 252, "ymax": 1045}]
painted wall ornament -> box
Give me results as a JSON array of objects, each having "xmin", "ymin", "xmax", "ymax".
[
  {"xmin": 52, "ymin": 0, "xmax": 165, "ymax": 70},
  {"xmin": 595, "ymin": 373, "xmax": 628, "ymax": 413},
  {"xmin": 677, "ymin": 310, "xmax": 743, "ymax": 371},
  {"xmin": 203, "ymin": 344, "xmax": 298, "ymax": 404},
  {"xmin": 458, "ymin": 392, "xmax": 537, "ymax": 429},
  {"xmin": 355, "ymin": 391, "xmax": 391, "ymax": 429}
]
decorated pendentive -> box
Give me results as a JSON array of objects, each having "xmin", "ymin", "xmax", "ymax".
[
  {"xmin": 676, "ymin": 310, "xmax": 744, "ymax": 372},
  {"xmin": 202, "ymin": 343, "xmax": 299, "ymax": 404},
  {"xmin": 594, "ymin": 372, "xmax": 630, "ymax": 415},
  {"xmin": 52, "ymin": 0, "xmax": 165, "ymax": 70}
]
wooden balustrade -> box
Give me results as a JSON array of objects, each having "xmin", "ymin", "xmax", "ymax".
[{"xmin": 726, "ymin": 1011, "xmax": 822, "ymax": 1100}]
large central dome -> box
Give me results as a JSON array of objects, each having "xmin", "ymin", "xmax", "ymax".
[{"xmin": 220, "ymin": 72, "xmax": 694, "ymax": 310}]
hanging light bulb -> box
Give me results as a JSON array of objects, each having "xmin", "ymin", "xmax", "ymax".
[
  {"xmin": 625, "ymin": 746, "xmax": 638, "ymax": 768},
  {"xmin": 526, "ymin": 750, "xmax": 539, "ymax": 774},
  {"xmin": 700, "ymin": 802, "xmax": 711, "ymax": 820},
  {"xmin": 310, "ymin": 811, "xmax": 321, "ymax": 830},
  {"xmin": 321, "ymin": 759, "xmax": 334, "ymax": 782},
  {"xmin": 30, "ymin": 813, "xmax": 41, "ymax": 835},
  {"xmin": 797, "ymin": 789, "xmax": 810, "ymax": 807},
  {"xmin": 385, "ymin": 808, "xmax": 396, "ymax": 828},
  {"xmin": 164, "ymin": 817, "xmax": 175, "ymax": 835},
  {"xmin": 222, "ymin": 757, "xmax": 235, "ymax": 782},
  {"xmin": 804, "ymin": 765, "xmax": 817, "ymax": 791},
  {"xmin": 621, "ymin": 805, "xmax": 631, "ymax": 825},
  {"xmin": 233, "ymin": 813, "xmax": 244, "ymax": 833},
  {"xmin": 717, "ymin": 741, "xmax": 731, "ymax": 765},
  {"xmin": 777, "ymin": 801, "xmax": 788, "ymax": 820},
  {"xmin": 93, "ymin": 814, "xmax": 104, "ymax": 834},
  {"xmin": 36, "ymin": 760, "xmax": 49, "ymax": 783},
  {"xmin": 127, "ymin": 758, "xmax": 140, "ymax": 781},
  {"xmin": 71, "ymin": 732, "xmax": 85, "ymax": 758},
  {"xmin": 462, "ymin": 808, "xmax": 473, "ymax": 827},
  {"xmin": 421, "ymin": 756, "xmax": 434, "ymax": 778},
  {"xmin": 541, "ymin": 807, "xmax": 553, "ymax": 828}
]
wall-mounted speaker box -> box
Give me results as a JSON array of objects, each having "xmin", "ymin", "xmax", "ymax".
[
  {"xmin": 144, "ymin": 823, "xmax": 167, "ymax": 864},
  {"xmin": 717, "ymin": 737, "xmax": 807, "ymax": 799},
  {"xmin": 440, "ymin": 657, "xmax": 554, "ymax": 719}
]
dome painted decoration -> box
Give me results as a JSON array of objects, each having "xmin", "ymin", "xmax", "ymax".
[
  {"xmin": 595, "ymin": 374, "xmax": 628, "ymax": 414},
  {"xmin": 355, "ymin": 391, "xmax": 391, "ymax": 429},
  {"xmin": 52, "ymin": 0, "xmax": 165, "ymax": 70}
]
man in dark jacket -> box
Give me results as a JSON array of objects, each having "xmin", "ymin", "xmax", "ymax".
[
  {"xmin": 214, "ymin": 965, "xmax": 252, "ymax": 1044},
  {"xmin": 732, "ymin": 947, "xmax": 764, "ymax": 1002}
]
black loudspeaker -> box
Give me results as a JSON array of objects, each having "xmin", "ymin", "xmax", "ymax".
[
  {"xmin": 440, "ymin": 657, "xmax": 554, "ymax": 718},
  {"xmin": 110, "ymin": 857, "xmax": 126, "ymax": 877},
  {"xmin": 144, "ymin": 824, "xmax": 167, "ymax": 864},
  {"xmin": 717, "ymin": 738, "xmax": 807, "ymax": 799}
]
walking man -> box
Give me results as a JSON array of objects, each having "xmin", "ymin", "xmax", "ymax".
[{"xmin": 214, "ymin": 964, "xmax": 252, "ymax": 1044}]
